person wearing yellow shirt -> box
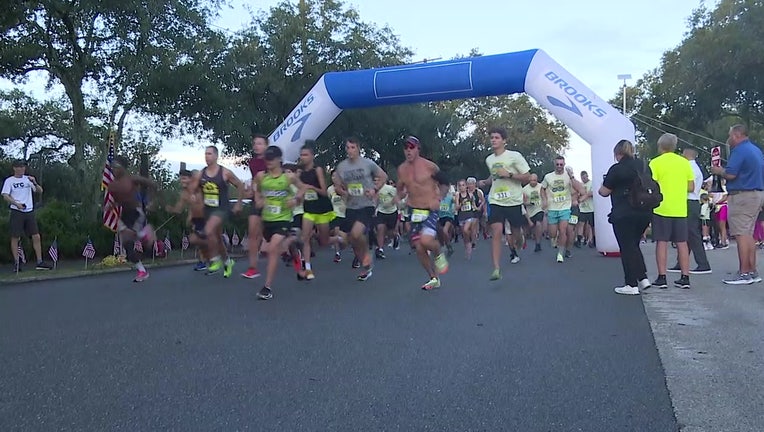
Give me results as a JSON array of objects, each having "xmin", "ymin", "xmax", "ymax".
[
  {"xmin": 649, "ymin": 133, "xmax": 695, "ymax": 289},
  {"xmin": 478, "ymin": 127, "xmax": 531, "ymax": 280},
  {"xmin": 541, "ymin": 157, "xmax": 585, "ymax": 263}
]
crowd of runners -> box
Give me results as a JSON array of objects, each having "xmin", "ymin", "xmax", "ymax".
[{"xmin": 106, "ymin": 127, "xmax": 599, "ymax": 300}]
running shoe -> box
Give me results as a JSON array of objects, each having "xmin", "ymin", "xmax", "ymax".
[
  {"xmin": 223, "ymin": 258, "xmax": 235, "ymax": 278},
  {"xmin": 134, "ymin": 270, "xmax": 150, "ymax": 283},
  {"xmin": 490, "ymin": 269, "xmax": 501, "ymax": 281},
  {"xmin": 421, "ymin": 277, "xmax": 440, "ymax": 290},
  {"xmin": 241, "ymin": 267, "xmax": 261, "ymax": 279},
  {"xmin": 194, "ymin": 261, "xmax": 207, "ymax": 272},
  {"xmin": 207, "ymin": 259, "xmax": 222, "ymax": 274},
  {"xmin": 257, "ymin": 286, "xmax": 273, "ymax": 300}
]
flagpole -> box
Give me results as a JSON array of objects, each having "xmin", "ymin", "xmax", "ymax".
[{"xmin": 53, "ymin": 236, "xmax": 57, "ymax": 270}]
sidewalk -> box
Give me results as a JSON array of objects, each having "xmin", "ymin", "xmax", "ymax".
[{"xmin": 638, "ymin": 242, "xmax": 764, "ymax": 432}]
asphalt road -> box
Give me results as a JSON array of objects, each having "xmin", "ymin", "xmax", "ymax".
[{"xmin": 0, "ymin": 243, "xmax": 678, "ymax": 431}]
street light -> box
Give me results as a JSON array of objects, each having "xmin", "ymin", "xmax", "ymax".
[{"xmin": 617, "ymin": 74, "xmax": 632, "ymax": 114}]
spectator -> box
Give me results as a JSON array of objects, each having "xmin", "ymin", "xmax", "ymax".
[
  {"xmin": 666, "ymin": 147, "xmax": 711, "ymax": 274},
  {"xmin": 711, "ymin": 124, "xmax": 764, "ymax": 285},
  {"xmin": 599, "ymin": 139, "xmax": 652, "ymax": 295},
  {"xmin": 1, "ymin": 159, "xmax": 52, "ymax": 271},
  {"xmin": 649, "ymin": 133, "xmax": 695, "ymax": 289}
]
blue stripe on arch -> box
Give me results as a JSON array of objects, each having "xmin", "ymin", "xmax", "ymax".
[{"xmin": 323, "ymin": 49, "xmax": 537, "ymax": 109}]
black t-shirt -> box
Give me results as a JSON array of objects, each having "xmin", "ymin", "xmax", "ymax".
[{"xmin": 602, "ymin": 155, "xmax": 652, "ymax": 221}]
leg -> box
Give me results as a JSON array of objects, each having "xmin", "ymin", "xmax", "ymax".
[
  {"xmin": 490, "ymin": 222, "xmax": 503, "ymax": 270},
  {"xmin": 349, "ymin": 221, "xmax": 371, "ymax": 267},
  {"xmin": 10, "ymin": 236, "xmax": 19, "ymax": 265},
  {"xmin": 686, "ymin": 200, "xmax": 710, "ymax": 269},
  {"xmin": 414, "ymin": 239, "xmax": 437, "ymax": 279},
  {"xmin": 247, "ymin": 214, "xmax": 263, "ymax": 270},
  {"xmin": 301, "ymin": 216, "xmax": 316, "ymax": 274},
  {"xmin": 31, "ymin": 234, "xmax": 43, "ymax": 263},
  {"xmin": 676, "ymin": 241, "xmax": 690, "ymax": 276},
  {"xmin": 656, "ymin": 241, "xmax": 669, "ymax": 275},
  {"xmin": 263, "ymin": 233, "xmax": 286, "ymax": 288}
]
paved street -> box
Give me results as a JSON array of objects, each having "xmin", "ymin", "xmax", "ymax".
[{"xmin": 1, "ymin": 244, "xmax": 677, "ymax": 431}]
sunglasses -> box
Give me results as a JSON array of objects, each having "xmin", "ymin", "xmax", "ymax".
[
  {"xmin": 404, "ymin": 143, "xmax": 418, "ymax": 150},
  {"xmin": 555, "ymin": 163, "xmax": 565, "ymax": 167}
]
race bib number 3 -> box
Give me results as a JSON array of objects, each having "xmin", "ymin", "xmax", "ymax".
[
  {"xmin": 493, "ymin": 191, "xmax": 510, "ymax": 200},
  {"xmin": 553, "ymin": 194, "xmax": 567, "ymax": 203},
  {"xmin": 305, "ymin": 190, "xmax": 318, "ymax": 201},
  {"xmin": 348, "ymin": 183, "xmax": 364, "ymax": 197},
  {"xmin": 411, "ymin": 209, "xmax": 430, "ymax": 223}
]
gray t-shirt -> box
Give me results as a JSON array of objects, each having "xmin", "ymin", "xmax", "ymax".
[{"xmin": 336, "ymin": 157, "xmax": 382, "ymax": 209}]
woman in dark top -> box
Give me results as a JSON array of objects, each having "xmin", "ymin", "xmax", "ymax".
[{"xmin": 599, "ymin": 140, "xmax": 653, "ymax": 295}]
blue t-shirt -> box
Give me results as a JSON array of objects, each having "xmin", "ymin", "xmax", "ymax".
[
  {"xmin": 439, "ymin": 194, "xmax": 455, "ymax": 218},
  {"xmin": 726, "ymin": 140, "xmax": 764, "ymax": 192}
]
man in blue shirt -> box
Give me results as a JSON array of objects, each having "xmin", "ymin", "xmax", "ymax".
[{"xmin": 711, "ymin": 124, "xmax": 764, "ymax": 285}]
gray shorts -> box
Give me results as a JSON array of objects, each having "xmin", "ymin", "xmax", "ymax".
[
  {"xmin": 652, "ymin": 215, "xmax": 688, "ymax": 243},
  {"xmin": 10, "ymin": 210, "xmax": 39, "ymax": 237}
]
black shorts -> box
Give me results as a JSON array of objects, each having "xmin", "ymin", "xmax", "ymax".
[
  {"xmin": 118, "ymin": 207, "xmax": 147, "ymax": 233},
  {"xmin": 652, "ymin": 215, "xmax": 688, "ymax": 243},
  {"xmin": 345, "ymin": 206, "xmax": 375, "ymax": 231},
  {"xmin": 10, "ymin": 209, "xmax": 39, "ymax": 237},
  {"xmin": 263, "ymin": 221, "xmax": 292, "ymax": 242},
  {"xmin": 191, "ymin": 217, "xmax": 206, "ymax": 237},
  {"xmin": 331, "ymin": 216, "xmax": 352, "ymax": 233},
  {"xmin": 529, "ymin": 211, "xmax": 544, "ymax": 225},
  {"xmin": 488, "ymin": 204, "xmax": 526, "ymax": 228},
  {"xmin": 438, "ymin": 216, "xmax": 455, "ymax": 227},
  {"xmin": 579, "ymin": 212, "xmax": 595, "ymax": 226},
  {"xmin": 375, "ymin": 211, "xmax": 398, "ymax": 230},
  {"xmin": 292, "ymin": 213, "xmax": 303, "ymax": 230}
]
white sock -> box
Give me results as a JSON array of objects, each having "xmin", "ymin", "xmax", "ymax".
[
  {"xmin": 136, "ymin": 261, "xmax": 146, "ymax": 272},
  {"xmin": 305, "ymin": 262, "xmax": 312, "ymax": 270}
]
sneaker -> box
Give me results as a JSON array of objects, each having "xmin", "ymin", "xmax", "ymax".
[
  {"xmin": 223, "ymin": 258, "xmax": 235, "ymax": 278},
  {"xmin": 652, "ymin": 275, "xmax": 668, "ymax": 289},
  {"xmin": 35, "ymin": 261, "xmax": 52, "ymax": 270},
  {"xmin": 333, "ymin": 252, "xmax": 342, "ymax": 263},
  {"xmin": 241, "ymin": 267, "xmax": 261, "ymax": 279},
  {"xmin": 638, "ymin": 278, "xmax": 652, "ymax": 290},
  {"xmin": 614, "ymin": 285, "xmax": 640, "ymax": 295},
  {"xmin": 375, "ymin": 248, "xmax": 386, "ymax": 259},
  {"xmin": 357, "ymin": 266, "xmax": 373, "ymax": 281},
  {"xmin": 257, "ymin": 286, "xmax": 273, "ymax": 300},
  {"xmin": 556, "ymin": 253, "xmax": 564, "ymax": 263},
  {"xmin": 421, "ymin": 277, "xmax": 441, "ymax": 290},
  {"xmin": 206, "ymin": 259, "xmax": 222, "ymax": 275},
  {"xmin": 751, "ymin": 271, "xmax": 762, "ymax": 283},
  {"xmin": 689, "ymin": 267, "xmax": 712, "ymax": 275},
  {"xmin": 194, "ymin": 261, "xmax": 208, "ymax": 271},
  {"xmin": 534, "ymin": 243, "xmax": 542, "ymax": 252},
  {"xmin": 351, "ymin": 257, "xmax": 361, "ymax": 269},
  {"xmin": 667, "ymin": 265, "xmax": 681, "ymax": 273},
  {"xmin": 490, "ymin": 269, "xmax": 501, "ymax": 281},
  {"xmin": 674, "ymin": 275, "xmax": 691, "ymax": 289},
  {"xmin": 304, "ymin": 269, "xmax": 315, "ymax": 280},
  {"xmin": 434, "ymin": 253, "xmax": 449, "ymax": 274},
  {"xmin": 133, "ymin": 270, "xmax": 150, "ymax": 283},
  {"xmin": 564, "ymin": 250, "xmax": 572, "ymax": 258},
  {"xmin": 723, "ymin": 273, "xmax": 754, "ymax": 285},
  {"xmin": 393, "ymin": 235, "xmax": 401, "ymax": 250},
  {"xmin": 510, "ymin": 254, "xmax": 521, "ymax": 264}
]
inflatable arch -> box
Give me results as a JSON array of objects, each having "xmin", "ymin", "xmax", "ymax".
[{"xmin": 267, "ymin": 49, "xmax": 635, "ymax": 255}]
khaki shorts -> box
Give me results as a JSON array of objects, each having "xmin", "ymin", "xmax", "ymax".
[{"xmin": 727, "ymin": 191, "xmax": 764, "ymax": 237}]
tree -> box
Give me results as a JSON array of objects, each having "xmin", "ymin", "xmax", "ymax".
[{"xmin": 0, "ymin": 89, "xmax": 73, "ymax": 160}]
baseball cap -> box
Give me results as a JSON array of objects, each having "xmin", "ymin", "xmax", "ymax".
[
  {"xmin": 264, "ymin": 145, "xmax": 283, "ymax": 160},
  {"xmin": 11, "ymin": 159, "xmax": 27, "ymax": 167}
]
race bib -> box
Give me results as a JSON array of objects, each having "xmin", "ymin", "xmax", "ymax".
[
  {"xmin": 411, "ymin": 209, "xmax": 430, "ymax": 223},
  {"xmin": 305, "ymin": 190, "xmax": 318, "ymax": 201},
  {"xmin": 462, "ymin": 201, "xmax": 472, "ymax": 212},
  {"xmin": 493, "ymin": 189, "xmax": 510, "ymax": 200},
  {"xmin": 203, "ymin": 195, "xmax": 219, "ymax": 207},
  {"xmin": 569, "ymin": 215, "xmax": 579, "ymax": 225},
  {"xmin": 440, "ymin": 202, "xmax": 450, "ymax": 212},
  {"xmin": 348, "ymin": 183, "xmax": 364, "ymax": 197},
  {"xmin": 266, "ymin": 204, "xmax": 281, "ymax": 215},
  {"xmin": 553, "ymin": 193, "xmax": 567, "ymax": 203}
]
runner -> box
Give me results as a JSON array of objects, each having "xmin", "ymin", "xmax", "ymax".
[
  {"xmin": 166, "ymin": 169, "xmax": 208, "ymax": 270},
  {"xmin": 438, "ymin": 186, "xmax": 457, "ymax": 257},
  {"xmin": 374, "ymin": 178, "xmax": 398, "ymax": 259},
  {"xmin": 106, "ymin": 156, "xmax": 157, "ymax": 282},
  {"xmin": 396, "ymin": 136, "xmax": 449, "ymax": 290},
  {"xmin": 541, "ymin": 157, "xmax": 584, "ymax": 263},
  {"xmin": 242, "ymin": 133, "xmax": 268, "ymax": 279},
  {"xmin": 577, "ymin": 170, "xmax": 595, "ymax": 248},
  {"xmin": 189, "ymin": 145, "xmax": 245, "ymax": 278},
  {"xmin": 298, "ymin": 142, "xmax": 335, "ymax": 280},
  {"xmin": 456, "ymin": 179, "xmax": 480, "ymax": 259},
  {"xmin": 328, "ymin": 169, "xmax": 349, "ymax": 263},
  {"xmin": 334, "ymin": 136, "xmax": 388, "ymax": 281},
  {"xmin": 252, "ymin": 146, "xmax": 306, "ymax": 300},
  {"xmin": 478, "ymin": 127, "xmax": 531, "ymax": 280},
  {"xmin": 522, "ymin": 173, "xmax": 544, "ymax": 252},
  {"xmin": 283, "ymin": 163, "xmax": 306, "ymax": 275}
]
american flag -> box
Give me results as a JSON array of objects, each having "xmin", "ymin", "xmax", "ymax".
[
  {"xmin": 134, "ymin": 238, "xmax": 144, "ymax": 253},
  {"xmin": 113, "ymin": 234, "xmax": 121, "ymax": 256},
  {"xmin": 82, "ymin": 238, "xmax": 96, "ymax": 260},
  {"xmin": 17, "ymin": 244, "xmax": 26, "ymax": 264},
  {"xmin": 241, "ymin": 234, "xmax": 249, "ymax": 250},
  {"xmin": 48, "ymin": 239, "xmax": 59, "ymax": 263},
  {"xmin": 232, "ymin": 230, "xmax": 240, "ymax": 246},
  {"xmin": 163, "ymin": 235, "xmax": 172, "ymax": 252},
  {"xmin": 153, "ymin": 240, "xmax": 159, "ymax": 256},
  {"xmin": 181, "ymin": 234, "xmax": 189, "ymax": 251},
  {"xmin": 102, "ymin": 131, "xmax": 121, "ymax": 231},
  {"xmin": 222, "ymin": 231, "xmax": 230, "ymax": 247}
]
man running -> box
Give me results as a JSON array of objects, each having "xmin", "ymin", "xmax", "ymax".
[
  {"xmin": 106, "ymin": 156, "xmax": 157, "ymax": 282},
  {"xmin": 166, "ymin": 169, "xmax": 208, "ymax": 270},
  {"xmin": 299, "ymin": 142, "xmax": 335, "ymax": 280},
  {"xmin": 541, "ymin": 157, "xmax": 585, "ymax": 263},
  {"xmin": 242, "ymin": 133, "xmax": 269, "ymax": 279},
  {"xmin": 252, "ymin": 145, "xmax": 306, "ymax": 300},
  {"xmin": 374, "ymin": 178, "xmax": 398, "ymax": 259},
  {"xmin": 396, "ymin": 136, "xmax": 449, "ymax": 290},
  {"xmin": 522, "ymin": 173, "xmax": 545, "ymax": 252},
  {"xmin": 577, "ymin": 170, "xmax": 595, "ymax": 248},
  {"xmin": 334, "ymin": 136, "xmax": 388, "ymax": 281},
  {"xmin": 456, "ymin": 178, "xmax": 483, "ymax": 259},
  {"xmin": 478, "ymin": 127, "xmax": 531, "ymax": 280},
  {"xmin": 189, "ymin": 145, "xmax": 244, "ymax": 278}
]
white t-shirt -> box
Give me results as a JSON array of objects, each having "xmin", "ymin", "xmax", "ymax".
[
  {"xmin": 2, "ymin": 175, "xmax": 35, "ymax": 212},
  {"xmin": 485, "ymin": 149, "xmax": 531, "ymax": 207}
]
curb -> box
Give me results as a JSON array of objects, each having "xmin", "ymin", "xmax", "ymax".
[{"xmin": 1, "ymin": 254, "xmax": 245, "ymax": 286}]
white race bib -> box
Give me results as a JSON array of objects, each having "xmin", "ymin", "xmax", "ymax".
[
  {"xmin": 266, "ymin": 205, "xmax": 281, "ymax": 215},
  {"xmin": 305, "ymin": 190, "xmax": 318, "ymax": 201},
  {"xmin": 569, "ymin": 215, "xmax": 579, "ymax": 225},
  {"xmin": 553, "ymin": 194, "xmax": 567, "ymax": 203},
  {"xmin": 411, "ymin": 209, "xmax": 430, "ymax": 223},
  {"xmin": 203, "ymin": 196, "xmax": 219, "ymax": 207},
  {"xmin": 440, "ymin": 202, "xmax": 450, "ymax": 212},
  {"xmin": 461, "ymin": 201, "xmax": 472, "ymax": 212},
  {"xmin": 348, "ymin": 183, "xmax": 364, "ymax": 197},
  {"xmin": 493, "ymin": 191, "xmax": 510, "ymax": 200}
]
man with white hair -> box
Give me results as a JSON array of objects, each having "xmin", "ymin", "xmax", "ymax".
[{"xmin": 649, "ymin": 133, "xmax": 695, "ymax": 289}]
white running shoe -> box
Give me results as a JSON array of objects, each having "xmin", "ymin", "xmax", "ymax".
[{"xmin": 614, "ymin": 285, "xmax": 639, "ymax": 295}]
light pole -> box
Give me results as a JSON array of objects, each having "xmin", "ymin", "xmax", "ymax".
[{"xmin": 617, "ymin": 74, "xmax": 632, "ymax": 114}]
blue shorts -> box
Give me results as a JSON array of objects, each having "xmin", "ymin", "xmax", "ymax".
[
  {"xmin": 547, "ymin": 209, "xmax": 572, "ymax": 225},
  {"xmin": 410, "ymin": 209, "xmax": 439, "ymax": 241}
]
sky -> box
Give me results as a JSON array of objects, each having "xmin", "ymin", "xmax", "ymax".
[{"xmin": 3, "ymin": 0, "xmax": 705, "ymax": 180}]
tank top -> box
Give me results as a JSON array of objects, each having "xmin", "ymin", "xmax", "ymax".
[
  {"xmin": 200, "ymin": 167, "xmax": 229, "ymax": 210},
  {"xmin": 458, "ymin": 191, "xmax": 480, "ymax": 219},
  {"xmin": 260, "ymin": 173, "xmax": 293, "ymax": 222},
  {"xmin": 300, "ymin": 167, "xmax": 332, "ymax": 214}
]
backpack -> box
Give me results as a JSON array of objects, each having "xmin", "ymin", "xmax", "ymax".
[{"xmin": 628, "ymin": 160, "xmax": 663, "ymax": 210}]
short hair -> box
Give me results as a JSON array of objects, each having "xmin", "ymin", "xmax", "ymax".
[
  {"xmin": 580, "ymin": 170, "xmax": 589, "ymax": 176},
  {"xmin": 179, "ymin": 169, "xmax": 192, "ymax": 177},
  {"xmin": 466, "ymin": 177, "xmax": 477, "ymax": 184},
  {"xmin": 683, "ymin": 147, "xmax": 698, "ymax": 158},
  {"xmin": 301, "ymin": 140, "xmax": 316, "ymax": 153},
  {"xmin": 613, "ymin": 139, "xmax": 635, "ymax": 157},
  {"xmin": 283, "ymin": 163, "xmax": 298, "ymax": 171},
  {"xmin": 345, "ymin": 136, "xmax": 362, "ymax": 147},
  {"xmin": 206, "ymin": 145, "xmax": 219, "ymax": 155},
  {"xmin": 488, "ymin": 127, "xmax": 507, "ymax": 140},
  {"xmin": 554, "ymin": 155, "xmax": 565, "ymax": 161},
  {"xmin": 113, "ymin": 155, "xmax": 130, "ymax": 168},
  {"xmin": 657, "ymin": 133, "xmax": 678, "ymax": 152},
  {"xmin": 730, "ymin": 124, "xmax": 749, "ymax": 136},
  {"xmin": 252, "ymin": 133, "xmax": 269, "ymax": 143}
]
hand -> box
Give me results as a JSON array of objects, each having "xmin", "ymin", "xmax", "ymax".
[
  {"xmin": 286, "ymin": 198, "xmax": 297, "ymax": 209},
  {"xmin": 233, "ymin": 202, "xmax": 242, "ymax": 214},
  {"xmin": 27, "ymin": 175, "xmax": 37, "ymax": 184},
  {"xmin": 711, "ymin": 166, "xmax": 724, "ymax": 175},
  {"xmin": 365, "ymin": 188, "xmax": 377, "ymax": 199},
  {"xmin": 496, "ymin": 168, "xmax": 510, "ymax": 178}
]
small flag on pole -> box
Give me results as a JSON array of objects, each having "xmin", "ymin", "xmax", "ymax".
[
  {"xmin": 232, "ymin": 230, "xmax": 240, "ymax": 246},
  {"xmin": 113, "ymin": 233, "xmax": 121, "ymax": 256},
  {"xmin": 163, "ymin": 234, "xmax": 172, "ymax": 252},
  {"xmin": 222, "ymin": 231, "xmax": 230, "ymax": 247},
  {"xmin": 17, "ymin": 243, "xmax": 26, "ymax": 264},
  {"xmin": 134, "ymin": 239, "xmax": 144, "ymax": 253},
  {"xmin": 181, "ymin": 234, "xmax": 189, "ymax": 251},
  {"xmin": 48, "ymin": 239, "xmax": 59, "ymax": 264},
  {"xmin": 82, "ymin": 238, "xmax": 96, "ymax": 260},
  {"xmin": 241, "ymin": 234, "xmax": 249, "ymax": 251}
]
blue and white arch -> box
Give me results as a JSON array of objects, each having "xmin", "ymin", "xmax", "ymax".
[{"xmin": 268, "ymin": 49, "xmax": 635, "ymax": 255}]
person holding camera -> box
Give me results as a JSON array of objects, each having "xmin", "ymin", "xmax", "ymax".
[{"xmin": 1, "ymin": 159, "xmax": 52, "ymax": 271}]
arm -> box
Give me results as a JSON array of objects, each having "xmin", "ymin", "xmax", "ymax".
[
  {"xmin": 373, "ymin": 166, "xmax": 389, "ymax": 191},
  {"xmin": 224, "ymin": 169, "xmax": 245, "ymax": 203},
  {"xmin": 288, "ymin": 173, "xmax": 307, "ymax": 204},
  {"xmin": 27, "ymin": 176, "xmax": 43, "ymax": 194},
  {"xmin": 314, "ymin": 167, "xmax": 329, "ymax": 196},
  {"xmin": 687, "ymin": 180, "xmax": 695, "ymax": 193},
  {"xmin": 253, "ymin": 172, "xmax": 265, "ymax": 208}
]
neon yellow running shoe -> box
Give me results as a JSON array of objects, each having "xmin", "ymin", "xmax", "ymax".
[
  {"xmin": 207, "ymin": 259, "xmax": 222, "ymax": 274},
  {"xmin": 223, "ymin": 258, "xmax": 235, "ymax": 278},
  {"xmin": 490, "ymin": 269, "xmax": 501, "ymax": 281}
]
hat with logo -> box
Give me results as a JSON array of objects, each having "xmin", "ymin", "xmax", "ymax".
[
  {"xmin": 264, "ymin": 145, "xmax": 283, "ymax": 160},
  {"xmin": 11, "ymin": 159, "xmax": 27, "ymax": 167}
]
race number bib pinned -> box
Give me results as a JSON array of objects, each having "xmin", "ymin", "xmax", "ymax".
[
  {"xmin": 203, "ymin": 195, "xmax": 219, "ymax": 207},
  {"xmin": 305, "ymin": 190, "xmax": 318, "ymax": 201},
  {"xmin": 440, "ymin": 202, "xmax": 450, "ymax": 212},
  {"xmin": 569, "ymin": 214, "xmax": 579, "ymax": 225},
  {"xmin": 266, "ymin": 204, "xmax": 281, "ymax": 215},
  {"xmin": 553, "ymin": 193, "xmax": 567, "ymax": 203},
  {"xmin": 461, "ymin": 201, "xmax": 472, "ymax": 212},
  {"xmin": 493, "ymin": 188, "xmax": 510, "ymax": 201},
  {"xmin": 411, "ymin": 209, "xmax": 430, "ymax": 223},
  {"xmin": 348, "ymin": 183, "xmax": 364, "ymax": 197}
]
